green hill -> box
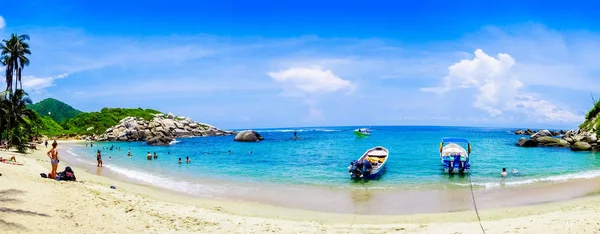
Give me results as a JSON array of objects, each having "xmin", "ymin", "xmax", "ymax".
[
  {"xmin": 28, "ymin": 98, "xmax": 83, "ymax": 123},
  {"xmin": 580, "ymin": 99, "xmax": 600, "ymax": 134},
  {"xmin": 61, "ymin": 108, "xmax": 162, "ymax": 135}
]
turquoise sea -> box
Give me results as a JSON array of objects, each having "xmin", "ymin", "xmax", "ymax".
[{"xmin": 61, "ymin": 126, "xmax": 600, "ymax": 213}]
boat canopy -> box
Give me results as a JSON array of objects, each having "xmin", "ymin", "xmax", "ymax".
[{"xmin": 441, "ymin": 137, "xmax": 470, "ymax": 144}]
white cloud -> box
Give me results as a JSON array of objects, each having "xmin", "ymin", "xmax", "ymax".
[
  {"xmin": 0, "ymin": 16, "xmax": 5, "ymax": 29},
  {"xmin": 22, "ymin": 73, "xmax": 69, "ymax": 93},
  {"xmin": 422, "ymin": 49, "xmax": 582, "ymax": 123},
  {"xmin": 268, "ymin": 66, "xmax": 354, "ymax": 94}
]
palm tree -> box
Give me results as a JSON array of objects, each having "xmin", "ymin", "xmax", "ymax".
[
  {"xmin": 1, "ymin": 34, "xmax": 31, "ymax": 93},
  {"xmin": 1, "ymin": 89, "xmax": 39, "ymax": 152}
]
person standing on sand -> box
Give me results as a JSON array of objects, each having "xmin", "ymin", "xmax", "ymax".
[
  {"xmin": 45, "ymin": 140, "xmax": 48, "ymax": 148},
  {"xmin": 46, "ymin": 141, "xmax": 59, "ymax": 179},
  {"xmin": 97, "ymin": 150, "xmax": 103, "ymax": 167}
]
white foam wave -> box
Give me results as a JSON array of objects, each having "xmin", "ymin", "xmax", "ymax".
[
  {"xmin": 65, "ymin": 148, "xmax": 79, "ymax": 157},
  {"xmin": 104, "ymin": 164, "xmax": 221, "ymax": 197},
  {"xmin": 455, "ymin": 170, "xmax": 600, "ymax": 189},
  {"xmin": 169, "ymin": 140, "xmax": 180, "ymax": 145}
]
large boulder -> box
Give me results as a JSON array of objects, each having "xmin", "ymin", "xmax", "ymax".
[
  {"xmin": 524, "ymin": 129, "xmax": 535, "ymax": 135},
  {"xmin": 535, "ymin": 136, "xmax": 570, "ymax": 147},
  {"xmin": 161, "ymin": 119, "xmax": 177, "ymax": 130},
  {"xmin": 146, "ymin": 136, "xmax": 173, "ymax": 146},
  {"xmin": 167, "ymin": 113, "xmax": 176, "ymax": 120},
  {"xmin": 516, "ymin": 137, "xmax": 539, "ymax": 147},
  {"xmin": 531, "ymin": 130, "xmax": 552, "ymax": 139},
  {"xmin": 514, "ymin": 129, "xmax": 524, "ymax": 135},
  {"xmin": 234, "ymin": 130, "xmax": 264, "ymax": 142},
  {"xmin": 571, "ymin": 141, "xmax": 592, "ymax": 151}
]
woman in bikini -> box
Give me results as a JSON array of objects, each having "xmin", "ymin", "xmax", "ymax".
[
  {"xmin": 46, "ymin": 141, "xmax": 59, "ymax": 179},
  {"xmin": 97, "ymin": 150, "xmax": 103, "ymax": 167}
]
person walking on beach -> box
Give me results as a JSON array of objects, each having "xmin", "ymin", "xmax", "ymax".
[
  {"xmin": 96, "ymin": 150, "xmax": 103, "ymax": 167},
  {"xmin": 44, "ymin": 140, "xmax": 48, "ymax": 148},
  {"xmin": 501, "ymin": 168, "xmax": 507, "ymax": 177},
  {"xmin": 46, "ymin": 141, "xmax": 59, "ymax": 179}
]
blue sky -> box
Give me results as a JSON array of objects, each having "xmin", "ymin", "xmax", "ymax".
[{"xmin": 1, "ymin": 1, "xmax": 600, "ymax": 129}]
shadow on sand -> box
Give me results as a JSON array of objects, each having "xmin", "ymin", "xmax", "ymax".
[{"xmin": 0, "ymin": 189, "xmax": 50, "ymax": 231}]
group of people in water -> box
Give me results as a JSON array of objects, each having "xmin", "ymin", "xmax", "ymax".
[{"xmin": 501, "ymin": 168, "xmax": 519, "ymax": 177}]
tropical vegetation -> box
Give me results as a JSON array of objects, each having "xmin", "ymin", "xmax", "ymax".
[
  {"xmin": 580, "ymin": 98, "xmax": 600, "ymax": 134},
  {"xmin": 1, "ymin": 33, "xmax": 37, "ymax": 152},
  {"xmin": 61, "ymin": 107, "xmax": 161, "ymax": 136}
]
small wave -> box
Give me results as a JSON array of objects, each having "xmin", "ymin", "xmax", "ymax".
[
  {"xmin": 66, "ymin": 148, "xmax": 79, "ymax": 157},
  {"xmin": 169, "ymin": 140, "xmax": 180, "ymax": 145},
  {"xmin": 455, "ymin": 170, "xmax": 600, "ymax": 189},
  {"xmin": 104, "ymin": 164, "xmax": 220, "ymax": 197}
]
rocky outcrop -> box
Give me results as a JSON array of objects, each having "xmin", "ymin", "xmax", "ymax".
[
  {"xmin": 515, "ymin": 128, "xmax": 599, "ymax": 151},
  {"xmin": 95, "ymin": 114, "xmax": 236, "ymax": 145},
  {"xmin": 234, "ymin": 130, "xmax": 264, "ymax": 142}
]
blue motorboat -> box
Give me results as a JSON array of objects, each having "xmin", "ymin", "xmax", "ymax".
[{"xmin": 439, "ymin": 137, "xmax": 472, "ymax": 174}]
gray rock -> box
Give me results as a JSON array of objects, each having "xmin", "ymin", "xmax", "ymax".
[
  {"xmin": 174, "ymin": 121, "xmax": 185, "ymax": 129},
  {"xmin": 524, "ymin": 129, "xmax": 535, "ymax": 135},
  {"xmin": 571, "ymin": 141, "xmax": 592, "ymax": 151},
  {"xmin": 167, "ymin": 113, "xmax": 175, "ymax": 119},
  {"xmin": 146, "ymin": 136, "xmax": 173, "ymax": 146},
  {"xmin": 514, "ymin": 129, "xmax": 524, "ymax": 135},
  {"xmin": 516, "ymin": 137, "xmax": 539, "ymax": 147},
  {"xmin": 531, "ymin": 130, "xmax": 552, "ymax": 139},
  {"xmin": 189, "ymin": 123, "xmax": 198, "ymax": 128},
  {"xmin": 564, "ymin": 137, "xmax": 574, "ymax": 144},
  {"xmin": 234, "ymin": 130, "xmax": 264, "ymax": 142},
  {"xmin": 161, "ymin": 119, "xmax": 177, "ymax": 130},
  {"xmin": 535, "ymin": 136, "xmax": 570, "ymax": 147}
]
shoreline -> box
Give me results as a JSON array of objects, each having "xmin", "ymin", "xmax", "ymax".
[
  {"xmin": 61, "ymin": 141, "xmax": 600, "ymax": 215},
  {"xmin": 1, "ymin": 143, "xmax": 600, "ymax": 232}
]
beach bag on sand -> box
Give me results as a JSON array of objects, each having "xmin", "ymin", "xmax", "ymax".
[{"xmin": 57, "ymin": 166, "xmax": 77, "ymax": 181}]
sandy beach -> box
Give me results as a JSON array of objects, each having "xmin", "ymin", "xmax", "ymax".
[{"xmin": 1, "ymin": 142, "xmax": 600, "ymax": 233}]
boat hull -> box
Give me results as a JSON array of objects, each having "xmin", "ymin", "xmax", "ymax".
[
  {"xmin": 348, "ymin": 146, "xmax": 388, "ymax": 180},
  {"xmin": 353, "ymin": 131, "xmax": 370, "ymax": 137}
]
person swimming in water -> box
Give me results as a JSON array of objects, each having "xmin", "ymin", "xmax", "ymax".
[
  {"xmin": 146, "ymin": 152, "xmax": 152, "ymax": 160},
  {"xmin": 153, "ymin": 152, "xmax": 158, "ymax": 159},
  {"xmin": 178, "ymin": 158, "xmax": 182, "ymax": 164},
  {"xmin": 512, "ymin": 169, "xmax": 520, "ymax": 176},
  {"xmin": 501, "ymin": 168, "xmax": 508, "ymax": 177},
  {"xmin": 186, "ymin": 156, "xmax": 190, "ymax": 163},
  {"xmin": 228, "ymin": 150, "xmax": 231, "ymax": 154}
]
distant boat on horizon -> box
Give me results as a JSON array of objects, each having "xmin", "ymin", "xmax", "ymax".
[{"xmin": 353, "ymin": 128, "xmax": 371, "ymax": 137}]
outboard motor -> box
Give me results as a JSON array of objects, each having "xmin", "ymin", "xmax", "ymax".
[
  {"xmin": 362, "ymin": 160, "xmax": 373, "ymax": 177},
  {"xmin": 349, "ymin": 160, "xmax": 362, "ymax": 179}
]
